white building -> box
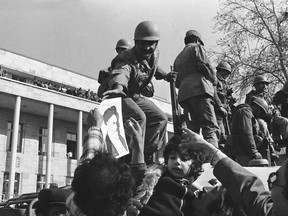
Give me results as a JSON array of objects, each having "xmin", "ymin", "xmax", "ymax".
[{"xmin": 0, "ymin": 48, "xmax": 173, "ymax": 201}]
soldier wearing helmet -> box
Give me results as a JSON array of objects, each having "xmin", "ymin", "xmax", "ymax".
[
  {"xmin": 115, "ymin": 39, "xmax": 132, "ymax": 54},
  {"xmin": 173, "ymin": 29, "xmax": 219, "ymax": 148},
  {"xmin": 245, "ymin": 75, "xmax": 269, "ymax": 106},
  {"xmin": 97, "ymin": 38, "xmax": 132, "ymax": 98},
  {"xmin": 214, "ymin": 61, "xmax": 232, "ymax": 145},
  {"xmin": 103, "ymin": 21, "xmax": 174, "ymax": 164},
  {"xmin": 228, "ymin": 97, "xmax": 277, "ymax": 166},
  {"xmin": 273, "ymin": 81, "xmax": 288, "ymax": 118}
]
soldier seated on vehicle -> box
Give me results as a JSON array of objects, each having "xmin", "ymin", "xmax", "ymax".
[
  {"xmin": 227, "ymin": 97, "xmax": 276, "ymax": 166},
  {"xmin": 270, "ymin": 107, "xmax": 288, "ymax": 154},
  {"xmin": 273, "ymin": 81, "xmax": 288, "ymax": 118},
  {"xmin": 245, "ymin": 75, "xmax": 269, "ymax": 106}
]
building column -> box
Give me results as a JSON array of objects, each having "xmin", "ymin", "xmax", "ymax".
[
  {"xmin": 8, "ymin": 96, "xmax": 21, "ymax": 198},
  {"xmin": 77, "ymin": 111, "xmax": 83, "ymax": 165},
  {"xmin": 45, "ymin": 104, "xmax": 54, "ymax": 188}
]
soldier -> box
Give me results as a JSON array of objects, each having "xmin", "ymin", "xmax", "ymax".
[
  {"xmin": 97, "ymin": 39, "xmax": 132, "ymax": 98},
  {"xmin": 270, "ymin": 108, "xmax": 288, "ymax": 154},
  {"xmin": 273, "ymin": 81, "xmax": 288, "ymax": 118},
  {"xmin": 173, "ymin": 30, "xmax": 219, "ymax": 148},
  {"xmin": 103, "ymin": 21, "xmax": 173, "ymax": 164},
  {"xmin": 245, "ymin": 75, "xmax": 269, "ymax": 105},
  {"xmin": 214, "ymin": 61, "xmax": 231, "ymax": 145},
  {"xmin": 228, "ymin": 97, "xmax": 271, "ymax": 166}
]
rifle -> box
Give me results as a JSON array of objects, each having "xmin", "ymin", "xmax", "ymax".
[{"xmin": 169, "ymin": 66, "xmax": 184, "ymax": 136}]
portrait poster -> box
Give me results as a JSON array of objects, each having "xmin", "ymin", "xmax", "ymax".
[{"xmin": 99, "ymin": 97, "xmax": 129, "ymax": 158}]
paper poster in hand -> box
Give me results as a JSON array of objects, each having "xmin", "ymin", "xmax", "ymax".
[{"xmin": 99, "ymin": 97, "xmax": 129, "ymax": 158}]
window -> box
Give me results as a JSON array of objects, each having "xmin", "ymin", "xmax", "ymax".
[
  {"xmin": 2, "ymin": 172, "xmax": 20, "ymax": 199},
  {"xmin": 167, "ymin": 131, "xmax": 174, "ymax": 140},
  {"xmin": 7, "ymin": 122, "xmax": 23, "ymax": 152},
  {"xmin": 67, "ymin": 133, "xmax": 77, "ymax": 159},
  {"xmin": 36, "ymin": 174, "xmax": 54, "ymax": 192},
  {"xmin": 36, "ymin": 174, "xmax": 45, "ymax": 192},
  {"xmin": 66, "ymin": 176, "xmax": 74, "ymax": 186},
  {"xmin": 38, "ymin": 127, "xmax": 48, "ymax": 156}
]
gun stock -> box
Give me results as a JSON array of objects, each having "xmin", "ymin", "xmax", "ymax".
[{"xmin": 170, "ymin": 66, "xmax": 182, "ymax": 136}]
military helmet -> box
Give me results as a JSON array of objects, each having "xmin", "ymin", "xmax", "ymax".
[
  {"xmin": 216, "ymin": 61, "xmax": 231, "ymax": 73},
  {"xmin": 253, "ymin": 75, "xmax": 269, "ymax": 86},
  {"xmin": 116, "ymin": 39, "xmax": 132, "ymax": 49},
  {"xmin": 134, "ymin": 21, "xmax": 160, "ymax": 41},
  {"xmin": 185, "ymin": 30, "xmax": 204, "ymax": 46},
  {"xmin": 252, "ymin": 97, "xmax": 269, "ymax": 114}
]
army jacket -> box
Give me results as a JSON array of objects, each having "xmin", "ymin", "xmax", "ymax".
[
  {"xmin": 108, "ymin": 47, "xmax": 166, "ymax": 97},
  {"xmin": 173, "ymin": 43, "xmax": 215, "ymax": 103}
]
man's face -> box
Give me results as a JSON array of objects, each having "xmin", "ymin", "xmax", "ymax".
[
  {"xmin": 135, "ymin": 40, "xmax": 158, "ymax": 59},
  {"xmin": 107, "ymin": 114, "xmax": 118, "ymax": 133},
  {"xmin": 116, "ymin": 47, "xmax": 127, "ymax": 54},
  {"xmin": 270, "ymin": 162, "xmax": 288, "ymax": 215},
  {"xmin": 255, "ymin": 82, "xmax": 268, "ymax": 93}
]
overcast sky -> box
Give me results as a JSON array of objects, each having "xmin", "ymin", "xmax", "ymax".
[{"xmin": 0, "ymin": 0, "xmax": 221, "ymax": 100}]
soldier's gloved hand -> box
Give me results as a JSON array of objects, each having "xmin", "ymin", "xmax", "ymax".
[
  {"xmin": 87, "ymin": 108, "xmax": 103, "ymax": 128},
  {"xmin": 102, "ymin": 88, "xmax": 126, "ymax": 100},
  {"xmin": 253, "ymin": 152, "xmax": 263, "ymax": 159},
  {"xmin": 165, "ymin": 71, "xmax": 178, "ymax": 82}
]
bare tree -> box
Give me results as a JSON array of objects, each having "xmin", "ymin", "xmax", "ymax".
[{"xmin": 212, "ymin": 0, "xmax": 288, "ymax": 101}]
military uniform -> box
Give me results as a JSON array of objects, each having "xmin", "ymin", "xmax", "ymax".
[
  {"xmin": 214, "ymin": 74, "xmax": 230, "ymax": 144},
  {"xmin": 108, "ymin": 46, "xmax": 168, "ymax": 159},
  {"xmin": 273, "ymin": 89, "xmax": 288, "ymax": 118},
  {"xmin": 174, "ymin": 42, "xmax": 219, "ymax": 147},
  {"xmin": 245, "ymin": 75, "xmax": 269, "ymax": 106},
  {"xmin": 245, "ymin": 90, "xmax": 268, "ymax": 106},
  {"xmin": 229, "ymin": 103, "xmax": 263, "ymax": 166}
]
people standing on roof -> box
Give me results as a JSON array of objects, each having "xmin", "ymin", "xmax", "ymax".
[{"xmin": 173, "ymin": 29, "xmax": 219, "ymax": 148}]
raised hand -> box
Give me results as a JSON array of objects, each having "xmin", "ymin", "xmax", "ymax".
[
  {"xmin": 124, "ymin": 117, "xmax": 144, "ymax": 164},
  {"xmin": 87, "ymin": 108, "xmax": 103, "ymax": 128}
]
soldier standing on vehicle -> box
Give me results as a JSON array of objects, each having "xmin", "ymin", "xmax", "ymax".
[
  {"xmin": 245, "ymin": 75, "xmax": 269, "ymax": 105},
  {"xmin": 273, "ymin": 81, "xmax": 288, "ymax": 118},
  {"xmin": 97, "ymin": 39, "xmax": 132, "ymax": 98},
  {"xmin": 103, "ymin": 21, "xmax": 174, "ymax": 164},
  {"xmin": 214, "ymin": 61, "xmax": 231, "ymax": 145},
  {"xmin": 173, "ymin": 30, "xmax": 219, "ymax": 148}
]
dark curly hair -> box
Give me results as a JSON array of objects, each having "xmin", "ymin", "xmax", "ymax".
[
  {"xmin": 72, "ymin": 152, "xmax": 134, "ymax": 216},
  {"xmin": 163, "ymin": 135, "xmax": 203, "ymax": 181}
]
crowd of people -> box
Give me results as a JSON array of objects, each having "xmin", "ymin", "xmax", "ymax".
[
  {"xmin": 31, "ymin": 19, "xmax": 288, "ymax": 216},
  {"xmin": 0, "ymin": 65, "xmax": 99, "ymax": 102},
  {"xmin": 33, "ymin": 77, "xmax": 99, "ymax": 102}
]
